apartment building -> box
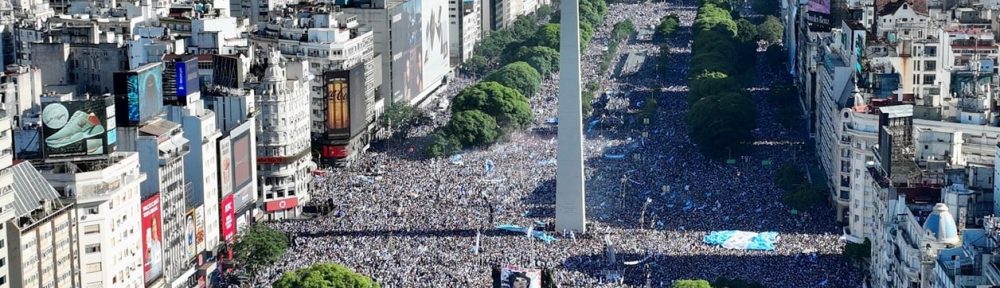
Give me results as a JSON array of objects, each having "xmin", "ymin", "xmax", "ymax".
[
  {"xmin": 249, "ymin": 7, "xmax": 380, "ymax": 165},
  {"xmin": 253, "ymin": 51, "xmax": 314, "ymax": 220},
  {"xmin": 449, "ymin": 0, "xmax": 481, "ymax": 66},
  {"xmin": 37, "ymin": 153, "xmax": 145, "ymax": 288},
  {"xmin": 7, "ymin": 162, "xmax": 77, "ymax": 288}
]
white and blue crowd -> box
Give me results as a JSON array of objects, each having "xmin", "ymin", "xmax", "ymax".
[{"xmin": 251, "ymin": 1, "xmax": 864, "ymax": 287}]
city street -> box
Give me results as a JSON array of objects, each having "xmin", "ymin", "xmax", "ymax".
[{"xmin": 258, "ymin": 1, "xmax": 863, "ymax": 287}]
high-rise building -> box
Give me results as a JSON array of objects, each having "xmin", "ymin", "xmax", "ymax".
[
  {"xmin": 449, "ymin": 0, "xmax": 481, "ymax": 66},
  {"xmin": 36, "ymin": 152, "xmax": 145, "ymax": 288},
  {"xmin": 0, "ymin": 111, "xmax": 17, "ymax": 288},
  {"xmin": 340, "ymin": 0, "xmax": 451, "ymax": 105},
  {"xmin": 7, "ymin": 162, "xmax": 78, "ymax": 288},
  {"xmin": 249, "ymin": 8, "xmax": 380, "ymax": 165},
  {"xmin": 253, "ymin": 51, "xmax": 314, "ymax": 220}
]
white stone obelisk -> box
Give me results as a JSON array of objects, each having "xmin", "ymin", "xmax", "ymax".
[{"xmin": 556, "ymin": 0, "xmax": 586, "ymax": 233}]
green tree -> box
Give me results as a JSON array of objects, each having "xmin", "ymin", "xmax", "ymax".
[
  {"xmin": 689, "ymin": 71, "xmax": 739, "ymax": 104},
  {"xmin": 687, "ymin": 92, "xmax": 756, "ymax": 157},
  {"xmin": 484, "ymin": 62, "xmax": 542, "ymax": 98},
  {"xmin": 477, "ymin": 30, "xmax": 515, "ymax": 60},
  {"xmin": 612, "ymin": 19, "xmax": 636, "ymax": 41},
  {"xmin": 463, "ymin": 55, "xmax": 490, "ymax": 75},
  {"xmin": 672, "ymin": 279, "xmax": 712, "ymax": 288},
  {"xmin": 525, "ymin": 55, "xmax": 554, "ymax": 75},
  {"xmin": 514, "ymin": 46, "xmax": 559, "ymax": 74},
  {"xmin": 446, "ymin": 110, "xmax": 500, "ymax": 147},
  {"xmin": 536, "ymin": 5, "xmax": 555, "ymax": 20},
  {"xmin": 656, "ymin": 14, "xmax": 680, "ymax": 38},
  {"xmin": 735, "ymin": 18, "xmax": 757, "ymax": 44},
  {"xmin": 233, "ymin": 224, "xmax": 289, "ymax": 273},
  {"xmin": 757, "ymin": 16, "xmax": 784, "ymax": 44},
  {"xmin": 783, "ymin": 184, "xmax": 825, "ymax": 210},
  {"xmin": 532, "ymin": 23, "xmax": 561, "ymax": 50},
  {"xmin": 426, "ymin": 130, "xmax": 463, "ymax": 158},
  {"xmin": 694, "ymin": 4, "xmax": 737, "ymax": 36},
  {"xmin": 583, "ymin": 90, "xmax": 595, "ymax": 116},
  {"xmin": 774, "ymin": 164, "xmax": 805, "ymax": 190},
  {"xmin": 452, "ymin": 82, "xmax": 532, "ymax": 129},
  {"xmin": 273, "ymin": 263, "xmax": 380, "ymax": 288}
]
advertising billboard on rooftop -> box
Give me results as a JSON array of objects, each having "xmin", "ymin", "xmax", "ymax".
[
  {"xmin": 114, "ymin": 62, "xmax": 164, "ymax": 126},
  {"xmin": 40, "ymin": 97, "xmax": 117, "ymax": 158}
]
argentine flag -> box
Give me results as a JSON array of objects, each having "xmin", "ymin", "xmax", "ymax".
[{"xmin": 703, "ymin": 231, "xmax": 780, "ymax": 251}]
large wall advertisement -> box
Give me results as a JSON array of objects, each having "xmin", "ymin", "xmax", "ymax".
[
  {"xmin": 324, "ymin": 71, "xmax": 351, "ymax": 137},
  {"xmin": 142, "ymin": 194, "xmax": 164, "ymax": 284},
  {"xmin": 176, "ymin": 57, "xmax": 200, "ymax": 98},
  {"xmin": 184, "ymin": 208, "xmax": 198, "ymax": 260},
  {"xmin": 218, "ymin": 136, "xmax": 233, "ymax": 197},
  {"xmin": 40, "ymin": 96, "xmax": 117, "ymax": 158},
  {"xmin": 114, "ymin": 62, "xmax": 164, "ymax": 126},
  {"xmin": 232, "ymin": 133, "xmax": 253, "ymax": 191},
  {"xmin": 220, "ymin": 194, "xmax": 236, "ymax": 243},
  {"xmin": 806, "ymin": 0, "xmax": 832, "ymax": 31},
  {"xmin": 390, "ymin": 0, "xmax": 449, "ymax": 103},
  {"xmin": 194, "ymin": 207, "xmax": 205, "ymax": 257}
]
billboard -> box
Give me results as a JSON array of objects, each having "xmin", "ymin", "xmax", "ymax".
[
  {"xmin": 165, "ymin": 57, "xmax": 201, "ymax": 106},
  {"xmin": 114, "ymin": 62, "xmax": 164, "ymax": 126},
  {"xmin": 951, "ymin": 72, "xmax": 993, "ymax": 98},
  {"xmin": 218, "ymin": 136, "xmax": 233, "ymax": 197},
  {"xmin": 232, "ymin": 133, "xmax": 253, "ymax": 191},
  {"xmin": 389, "ymin": 0, "xmax": 449, "ymax": 102},
  {"xmin": 265, "ymin": 198, "xmax": 299, "ymax": 212},
  {"xmin": 195, "ymin": 207, "xmax": 205, "ymax": 257},
  {"xmin": 806, "ymin": 0, "xmax": 832, "ymax": 31},
  {"xmin": 184, "ymin": 208, "xmax": 198, "ymax": 260},
  {"xmin": 142, "ymin": 194, "xmax": 164, "ymax": 284},
  {"xmin": 324, "ymin": 71, "xmax": 350, "ymax": 137},
  {"xmin": 220, "ymin": 194, "xmax": 236, "ymax": 243},
  {"xmin": 41, "ymin": 97, "xmax": 117, "ymax": 158}
]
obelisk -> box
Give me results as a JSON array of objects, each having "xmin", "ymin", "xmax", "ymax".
[{"xmin": 555, "ymin": 0, "xmax": 586, "ymax": 233}]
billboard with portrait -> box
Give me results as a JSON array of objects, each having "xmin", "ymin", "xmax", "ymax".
[
  {"xmin": 184, "ymin": 208, "xmax": 198, "ymax": 260},
  {"xmin": 40, "ymin": 96, "xmax": 117, "ymax": 158},
  {"xmin": 499, "ymin": 264, "xmax": 542, "ymax": 288},
  {"xmin": 194, "ymin": 207, "xmax": 205, "ymax": 257},
  {"xmin": 218, "ymin": 136, "xmax": 233, "ymax": 197},
  {"xmin": 220, "ymin": 194, "xmax": 236, "ymax": 243},
  {"xmin": 391, "ymin": 0, "xmax": 424, "ymax": 102},
  {"xmin": 324, "ymin": 71, "xmax": 350, "ymax": 137},
  {"xmin": 114, "ymin": 62, "xmax": 164, "ymax": 126},
  {"xmin": 142, "ymin": 194, "xmax": 164, "ymax": 284}
]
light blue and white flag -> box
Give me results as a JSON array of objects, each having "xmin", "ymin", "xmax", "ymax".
[{"xmin": 703, "ymin": 231, "xmax": 780, "ymax": 251}]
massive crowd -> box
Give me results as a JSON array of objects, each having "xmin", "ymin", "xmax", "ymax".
[{"xmin": 252, "ymin": 1, "xmax": 863, "ymax": 287}]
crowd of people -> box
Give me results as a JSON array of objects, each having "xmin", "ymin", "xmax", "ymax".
[{"xmin": 251, "ymin": 1, "xmax": 864, "ymax": 287}]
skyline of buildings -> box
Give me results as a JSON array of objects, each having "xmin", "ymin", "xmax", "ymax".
[{"xmin": 0, "ymin": 0, "xmax": 553, "ymax": 286}]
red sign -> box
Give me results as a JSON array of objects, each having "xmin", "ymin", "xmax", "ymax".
[
  {"xmin": 256, "ymin": 156, "xmax": 286, "ymax": 164},
  {"xmin": 322, "ymin": 145, "xmax": 348, "ymax": 158},
  {"xmin": 141, "ymin": 194, "xmax": 164, "ymax": 284},
  {"xmin": 220, "ymin": 194, "xmax": 236, "ymax": 243},
  {"xmin": 265, "ymin": 198, "xmax": 299, "ymax": 212}
]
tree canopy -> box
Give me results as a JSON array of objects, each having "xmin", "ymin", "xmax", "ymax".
[
  {"xmin": 689, "ymin": 71, "xmax": 739, "ymax": 104},
  {"xmin": 532, "ymin": 23, "xmax": 561, "ymax": 50},
  {"xmin": 232, "ymin": 224, "xmax": 289, "ymax": 270},
  {"xmin": 752, "ymin": 0, "xmax": 781, "ymax": 16},
  {"xmin": 657, "ymin": 14, "xmax": 680, "ymax": 38},
  {"xmin": 452, "ymin": 81, "xmax": 533, "ymax": 129},
  {"xmin": 446, "ymin": 110, "xmax": 500, "ymax": 147},
  {"xmin": 757, "ymin": 16, "xmax": 784, "ymax": 44},
  {"xmin": 673, "ymin": 279, "xmax": 712, "ymax": 288},
  {"xmin": 273, "ymin": 263, "xmax": 380, "ymax": 288},
  {"xmin": 484, "ymin": 62, "xmax": 542, "ymax": 99},
  {"xmin": 379, "ymin": 102, "xmax": 429, "ymax": 139}
]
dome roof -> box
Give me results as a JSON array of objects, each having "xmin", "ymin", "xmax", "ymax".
[{"xmin": 923, "ymin": 203, "xmax": 959, "ymax": 245}]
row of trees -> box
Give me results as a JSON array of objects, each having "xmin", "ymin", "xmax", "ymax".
[
  {"xmin": 273, "ymin": 263, "xmax": 380, "ymax": 288},
  {"xmin": 429, "ymin": 0, "xmax": 610, "ymax": 157},
  {"xmin": 775, "ymin": 164, "xmax": 826, "ymax": 211},
  {"xmin": 656, "ymin": 14, "xmax": 680, "ymax": 38},
  {"xmin": 599, "ymin": 19, "xmax": 636, "ymax": 74},
  {"xmin": 686, "ymin": 0, "xmax": 758, "ymax": 158}
]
